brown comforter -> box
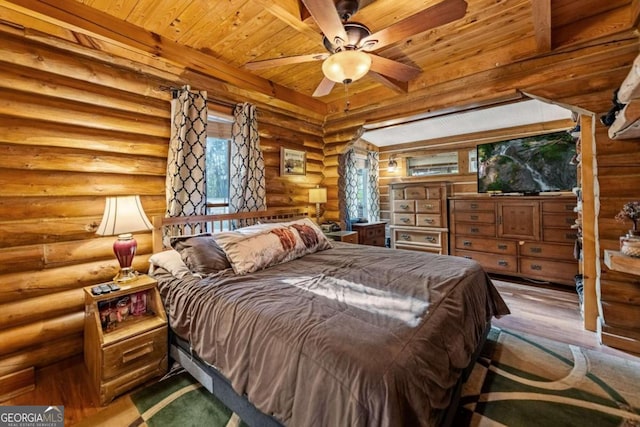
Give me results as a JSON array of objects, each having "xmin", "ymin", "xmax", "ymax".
[{"xmin": 153, "ymin": 242, "xmax": 509, "ymax": 426}]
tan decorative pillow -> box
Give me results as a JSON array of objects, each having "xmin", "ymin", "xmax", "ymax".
[{"xmin": 214, "ymin": 219, "xmax": 332, "ymax": 275}]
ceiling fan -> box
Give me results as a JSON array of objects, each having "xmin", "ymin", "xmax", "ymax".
[{"xmin": 245, "ymin": 0, "xmax": 468, "ymax": 97}]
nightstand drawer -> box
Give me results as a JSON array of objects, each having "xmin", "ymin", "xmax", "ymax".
[{"xmin": 102, "ymin": 327, "xmax": 167, "ymax": 380}]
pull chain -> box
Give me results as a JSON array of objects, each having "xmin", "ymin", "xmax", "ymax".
[{"xmin": 344, "ymin": 83, "xmax": 350, "ymax": 113}]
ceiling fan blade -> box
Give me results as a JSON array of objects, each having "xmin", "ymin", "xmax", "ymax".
[
  {"xmin": 244, "ymin": 53, "xmax": 329, "ymax": 70},
  {"xmin": 301, "ymin": 0, "xmax": 348, "ymax": 46},
  {"xmin": 368, "ymin": 72, "xmax": 409, "ymax": 94},
  {"xmin": 312, "ymin": 77, "xmax": 336, "ymax": 97},
  {"xmin": 369, "ymin": 55, "xmax": 421, "ymax": 81},
  {"xmin": 361, "ymin": 0, "xmax": 468, "ymax": 51}
]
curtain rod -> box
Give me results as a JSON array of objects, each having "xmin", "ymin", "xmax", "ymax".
[{"xmin": 159, "ymin": 85, "xmax": 236, "ymax": 109}]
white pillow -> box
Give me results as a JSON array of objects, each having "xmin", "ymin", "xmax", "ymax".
[{"xmin": 148, "ymin": 249, "xmax": 191, "ymax": 279}]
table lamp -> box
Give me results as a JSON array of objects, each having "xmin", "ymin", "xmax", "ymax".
[
  {"xmin": 309, "ymin": 187, "xmax": 327, "ymax": 224},
  {"xmin": 96, "ymin": 195, "xmax": 153, "ymax": 283}
]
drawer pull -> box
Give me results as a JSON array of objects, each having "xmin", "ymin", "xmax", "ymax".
[
  {"xmin": 424, "ymin": 236, "xmax": 436, "ymax": 243},
  {"xmin": 530, "ymin": 247, "xmax": 542, "ymax": 254},
  {"xmin": 463, "ymin": 256, "xmax": 472, "ymax": 259},
  {"xmin": 122, "ymin": 342, "xmax": 154, "ymax": 364},
  {"xmin": 470, "ymin": 227, "xmax": 479, "ymax": 233},
  {"xmin": 400, "ymin": 233, "xmax": 411, "ymax": 241},
  {"xmin": 463, "ymin": 240, "xmax": 472, "ymax": 247},
  {"xmin": 531, "ymin": 264, "xmax": 542, "ymax": 271},
  {"xmin": 401, "ymin": 218, "xmax": 411, "ymax": 223},
  {"xmin": 470, "ymin": 203, "xmax": 478, "ymax": 209},
  {"xmin": 565, "ymin": 204, "xmax": 574, "ymax": 211},
  {"xmin": 423, "ymin": 218, "xmax": 434, "ymax": 224},
  {"xmin": 400, "ymin": 204, "xmax": 410, "ymax": 210},
  {"xmin": 424, "ymin": 204, "xmax": 433, "ymax": 209},
  {"xmin": 497, "ymin": 260, "xmax": 508, "ymax": 267},
  {"xmin": 470, "ymin": 215, "xmax": 478, "ymax": 220},
  {"xmin": 497, "ymin": 244, "xmax": 508, "ymax": 250}
]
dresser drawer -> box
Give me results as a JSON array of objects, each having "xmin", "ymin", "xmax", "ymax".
[
  {"xmin": 543, "ymin": 213, "xmax": 575, "ymax": 228},
  {"xmin": 542, "ymin": 200, "xmax": 576, "ymax": 213},
  {"xmin": 454, "ymin": 211, "xmax": 495, "ymax": 223},
  {"xmin": 395, "ymin": 243, "xmax": 442, "ymax": 254},
  {"xmin": 404, "ymin": 186, "xmax": 425, "ymax": 199},
  {"xmin": 455, "ymin": 237, "xmax": 516, "ymax": 255},
  {"xmin": 415, "ymin": 200, "xmax": 441, "ymax": 213},
  {"xmin": 455, "ymin": 250, "xmax": 518, "ymax": 273},
  {"xmin": 452, "ymin": 200, "xmax": 494, "ymax": 211},
  {"xmin": 393, "ymin": 200, "xmax": 415, "ymax": 213},
  {"xmin": 455, "ymin": 223, "xmax": 496, "ymax": 237},
  {"xmin": 391, "ymin": 189, "xmax": 405, "ymax": 200},
  {"xmin": 543, "ymin": 228, "xmax": 578, "ymax": 243},
  {"xmin": 102, "ymin": 327, "xmax": 167, "ymax": 380},
  {"xmin": 519, "ymin": 242, "xmax": 575, "ymax": 261},
  {"xmin": 393, "ymin": 213, "xmax": 415, "ymax": 226},
  {"xmin": 424, "ymin": 187, "xmax": 441, "ymax": 199},
  {"xmin": 415, "ymin": 214, "xmax": 442, "ymax": 227},
  {"xmin": 519, "ymin": 258, "xmax": 577, "ymax": 282},
  {"xmin": 394, "ymin": 229, "xmax": 441, "ymax": 246}
]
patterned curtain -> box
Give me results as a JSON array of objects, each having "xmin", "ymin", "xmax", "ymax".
[
  {"xmin": 229, "ymin": 102, "xmax": 267, "ymax": 213},
  {"xmin": 367, "ymin": 151, "xmax": 380, "ymax": 221},
  {"xmin": 338, "ymin": 148, "xmax": 359, "ymax": 230},
  {"xmin": 166, "ymin": 86, "xmax": 208, "ymax": 221}
]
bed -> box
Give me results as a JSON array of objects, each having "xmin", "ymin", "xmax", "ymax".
[{"xmin": 150, "ymin": 208, "xmax": 509, "ymax": 426}]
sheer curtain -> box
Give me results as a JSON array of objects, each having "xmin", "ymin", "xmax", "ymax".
[
  {"xmin": 229, "ymin": 102, "xmax": 267, "ymax": 213},
  {"xmin": 166, "ymin": 86, "xmax": 208, "ymax": 220}
]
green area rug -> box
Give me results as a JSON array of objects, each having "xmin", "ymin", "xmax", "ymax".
[{"xmin": 77, "ymin": 327, "xmax": 640, "ymax": 426}]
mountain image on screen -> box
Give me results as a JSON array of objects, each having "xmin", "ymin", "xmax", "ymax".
[{"xmin": 477, "ymin": 131, "xmax": 576, "ymax": 194}]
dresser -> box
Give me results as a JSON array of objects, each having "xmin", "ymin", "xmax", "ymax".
[
  {"xmin": 389, "ymin": 181, "xmax": 449, "ymax": 254},
  {"xmin": 351, "ymin": 222, "xmax": 386, "ymax": 246},
  {"xmin": 449, "ymin": 195, "xmax": 578, "ymax": 286}
]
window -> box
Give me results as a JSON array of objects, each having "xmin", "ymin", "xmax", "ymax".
[
  {"xmin": 206, "ymin": 113, "xmax": 233, "ymax": 213},
  {"xmin": 407, "ymin": 151, "xmax": 459, "ymax": 176},
  {"xmin": 468, "ymin": 149, "xmax": 478, "ymax": 173},
  {"xmin": 355, "ymin": 155, "xmax": 369, "ymax": 219}
]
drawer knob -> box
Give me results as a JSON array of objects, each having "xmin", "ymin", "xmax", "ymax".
[
  {"xmin": 401, "ymin": 218, "xmax": 410, "ymax": 223},
  {"xmin": 400, "ymin": 204, "xmax": 410, "ymax": 210},
  {"xmin": 530, "ymin": 247, "xmax": 542, "ymax": 253},
  {"xmin": 424, "ymin": 204, "xmax": 433, "ymax": 209},
  {"xmin": 400, "ymin": 233, "xmax": 411, "ymax": 241},
  {"xmin": 566, "ymin": 205, "xmax": 574, "ymax": 211},
  {"xmin": 463, "ymin": 240, "xmax": 472, "ymax": 247},
  {"xmin": 497, "ymin": 244, "xmax": 507, "ymax": 250},
  {"xmin": 424, "ymin": 236, "xmax": 436, "ymax": 242},
  {"xmin": 531, "ymin": 264, "xmax": 543, "ymax": 271},
  {"xmin": 471, "ymin": 227, "xmax": 479, "ymax": 233},
  {"xmin": 470, "ymin": 203, "xmax": 478, "ymax": 209},
  {"xmin": 497, "ymin": 260, "xmax": 508, "ymax": 267},
  {"xmin": 470, "ymin": 215, "xmax": 478, "ymax": 220},
  {"xmin": 423, "ymin": 218, "xmax": 434, "ymax": 224}
]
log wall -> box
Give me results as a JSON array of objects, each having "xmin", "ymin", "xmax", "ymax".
[{"xmin": 0, "ymin": 25, "xmax": 324, "ymax": 381}]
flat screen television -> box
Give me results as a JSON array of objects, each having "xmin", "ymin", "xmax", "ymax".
[{"xmin": 477, "ymin": 130, "xmax": 576, "ymax": 194}]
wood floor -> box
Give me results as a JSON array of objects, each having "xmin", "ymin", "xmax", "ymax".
[{"xmin": 3, "ymin": 278, "xmax": 639, "ymax": 426}]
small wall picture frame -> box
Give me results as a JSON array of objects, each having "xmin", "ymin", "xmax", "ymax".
[{"xmin": 280, "ymin": 147, "xmax": 306, "ymax": 176}]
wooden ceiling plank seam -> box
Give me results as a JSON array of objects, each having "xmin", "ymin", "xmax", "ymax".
[
  {"xmin": 174, "ymin": 0, "xmax": 249, "ymax": 47},
  {"xmin": 1, "ymin": 0, "xmax": 327, "ymax": 116},
  {"xmin": 86, "ymin": 0, "xmax": 137, "ymax": 21},
  {"xmin": 126, "ymin": 0, "xmax": 193, "ymax": 40},
  {"xmin": 532, "ymin": 0, "xmax": 552, "ymax": 53},
  {"xmin": 552, "ymin": 4, "xmax": 634, "ymax": 49}
]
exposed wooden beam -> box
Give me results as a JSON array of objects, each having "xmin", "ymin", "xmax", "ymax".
[
  {"xmin": 632, "ymin": 0, "xmax": 640, "ymax": 27},
  {"xmin": 254, "ymin": 0, "xmax": 323, "ymax": 44},
  {"xmin": 0, "ymin": 0, "xmax": 327, "ymax": 116},
  {"xmin": 367, "ymin": 72, "xmax": 409, "ymax": 94},
  {"xmin": 531, "ymin": 0, "xmax": 551, "ymax": 53}
]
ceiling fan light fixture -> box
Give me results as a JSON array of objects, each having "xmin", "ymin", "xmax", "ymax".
[{"xmin": 322, "ymin": 50, "xmax": 371, "ymax": 84}]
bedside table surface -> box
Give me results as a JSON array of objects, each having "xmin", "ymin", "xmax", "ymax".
[{"xmin": 325, "ymin": 231, "xmax": 357, "ymax": 237}]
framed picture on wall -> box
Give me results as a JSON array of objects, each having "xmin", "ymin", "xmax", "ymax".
[{"xmin": 280, "ymin": 147, "xmax": 306, "ymax": 176}]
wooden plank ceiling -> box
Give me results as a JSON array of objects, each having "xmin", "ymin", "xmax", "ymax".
[{"xmin": 0, "ymin": 0, "xmax": 636, "ymax": 123}]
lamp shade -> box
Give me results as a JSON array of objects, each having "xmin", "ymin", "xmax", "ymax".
[
  {"xmin": 322, "ymin": 50, "xmax": 372, "ymax": 84},
  {"xmin": 96, "ymin": 195, "xmax": 152, "ymax": 236},
  {"xmin": 309, "ymin": 188, "xmax": 327, "ymax": 204}
]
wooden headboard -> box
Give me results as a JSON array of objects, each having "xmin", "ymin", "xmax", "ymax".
[{"xmin": 152, "ymin": 207, "xmax": 309, "ymax": 252}]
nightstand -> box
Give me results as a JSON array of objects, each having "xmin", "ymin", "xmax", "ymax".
[
  {"xmin": 351, "ymin": 222, "xmax": 387, "ymax": 247},
  {"xmin": 84, "ymin": 274, "xmax": 168, "ymax": 405},
  {"xmin": 325, "ymin": 230, "xmax": 359, "ymax": 244}
]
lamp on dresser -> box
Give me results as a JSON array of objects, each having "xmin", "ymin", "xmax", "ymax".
[
  {"xmin": 96, "ymin": 195, "xmax": 153, "ymax": 283},
  {"xmin": 309, "ymin": 186, "xmax": 327, "ymax": 224}
]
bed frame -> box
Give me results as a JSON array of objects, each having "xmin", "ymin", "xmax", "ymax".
[{"xmin": 151, "ymin": 207, "xmax": 487, "ymax": 427}]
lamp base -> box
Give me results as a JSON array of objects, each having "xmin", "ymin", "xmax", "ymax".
[
  {"xmin": 113, "ymin": 233, "xmax": 138, "ymax": 283},
  {"xmin": 113, "ymin": 267, "xmax": 137, "ymax": 283}
]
